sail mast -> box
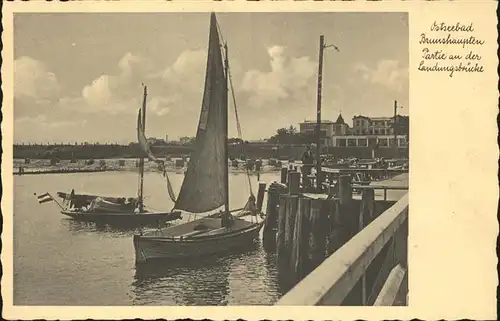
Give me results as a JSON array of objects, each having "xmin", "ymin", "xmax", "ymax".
[
  {"xmin": 223, "ymin": 42, "xmax": 230, "ymax": 214},
  {"xmin": 138, "ymin": 85, "xmax": 148, "ymax": 212}
]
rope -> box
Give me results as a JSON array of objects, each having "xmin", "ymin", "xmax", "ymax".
[
  {"xmin": 216, "ymin": 19, "xmax": 254, "ymax": 197},
  {"xmin": 226, "ymin": 54, "xmax": 254, "ymax": 197},
  {"xmin": 227, "ymin": 62, "xmax": 253, "ymax": 195}
]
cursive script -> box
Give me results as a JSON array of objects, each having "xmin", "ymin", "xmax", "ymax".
[{"xmin": 417, "ymin": 21, "xmax": 485, "ymax": 77}]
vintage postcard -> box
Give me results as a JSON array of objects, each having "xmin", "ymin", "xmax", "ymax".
[{"xmin": 1, "ymin": 1, "xmax": 497, "ymax": 320}]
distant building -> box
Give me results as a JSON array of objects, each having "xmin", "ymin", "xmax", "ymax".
[
  {"xmin": 165, "ymin": 134, "xmax": 169, "ymax": 142},
  {"xmin": 299, "ymin": 113, "xmax": 408, "ymax": 150},
  {"xmin": 332, "ymin": 114, "xmax": 350, "ymax": 136},
  {"xmin": 332, "ymin": 134, "xmax": 408, "ymax": 148},
  {"xmin": 352, "ymin": 115, "xmax": 394, "ymax": 136},
  {"xmin": 299, "ymin": 120, "xmax": 335, "ymax": 147}
]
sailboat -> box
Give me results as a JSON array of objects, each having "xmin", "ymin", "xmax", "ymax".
[
  {"xmin": 133, "ymin": 13, "xmax": 264, "ymax": 263},
  {"xmin": 53, "ymin": 86, "xmax": 182, "ymax": 226}
]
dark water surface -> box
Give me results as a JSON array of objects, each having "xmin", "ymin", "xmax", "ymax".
[{"xmin": 14, "ymin": 171, "xmax": 285, "ymax": 305}]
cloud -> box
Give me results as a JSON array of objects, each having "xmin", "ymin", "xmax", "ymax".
[
  {"xmin": 81, "ymin": 52, "xmax": 150, "ymax": 114},
  {"xmin": 14, "ymin": 56, "xmax": 61, "ymax": 101},
  {"xmin": 148, "ymin": 96, "xmax": 178, "ymax": 116},
  {"xmin": 78, "ymin": 50, "xmax": 208, "ymax": 116},
  {"xmin": 160, "ymin": 49, "xmax": 207, "ymax": 93},
  {"xmin": 353, "ymin": 59, "xmax": 408, "ymax": 92},
  {"xmin": 15, "ymin": 114, "xmax": 89, "ymax": 142},
  {"xmin": 240, "ymin": 46, "xmax": 317, "ymax": 109}
]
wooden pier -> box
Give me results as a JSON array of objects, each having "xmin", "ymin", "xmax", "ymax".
[{"xmin": 263, "ymin": 166, "xmax": 408, "ymax": 306}]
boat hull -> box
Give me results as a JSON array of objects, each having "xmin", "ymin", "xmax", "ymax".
[
  {"xmin": 60, "ymin": 210, "xmax": 182, "ymax": 226},
  {"xmin": 133, "ymin": 218, "xmax": 262, "ymax": 263}
]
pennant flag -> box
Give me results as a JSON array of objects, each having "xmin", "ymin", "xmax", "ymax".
[
  {"xmin": 137, "ymin": 109, "xmax": 159, "ymax": 162},
  {"xmin": 137, "ymin": 108, "xmax": 178, "ymax": 202},
  {"xmin": 36, "ymin": 192, "xmax": 54, "ymax": 204}
]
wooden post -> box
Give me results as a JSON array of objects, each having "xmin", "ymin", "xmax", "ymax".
[
  {"xmin": 263, "ymin": 184, "xmax": 279, "ymax": 250},
  {"xmin": 302, "ymin": 170, "xmax": 310, "ymax": 193},
  {"xmin": 291, "ymin": 197, "xmax": 311, "ymax": 282},
  {"xmin": 284, "ymin": 195, "xmax": 298, "ymax": 260},
  {"xmin": 315, "ymin": 35, "xmax": 325, "ymax": 193},
  {"xmin": 138, "ymin": 85, "xmax": 148, "ymax": 213},
  {"xmin": 256, "ymin": 182, "xmax": 267, "ymax": 212},
  {"xmin": 276, "ymin": 195, "xmax": 288, "ymax": 261},
  {"xmin": 288, "ymin": 171, "xmax": 301, "ymax": 195},
  {"xmin": 360, "ymin": 188, "xmax": 375, "ymax": 224},
  {"xmin": 338, "ymin": 175, "xmax": 353, "ymax": 204},
  {"xmin": 309, "ymin": 199, "xmax": 330, "ymax": 271},
  {"xmin": 281, "ymin": 167, "xmax": 288, "ymax": 184},
  {"xmin": 327, "ymin": 199, "xmax": 344, "ymax": 255}
]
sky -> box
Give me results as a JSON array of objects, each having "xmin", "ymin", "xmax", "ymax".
[{"xmin": 14, "ymin": 12, "xmax": 408, "ymax": 144}]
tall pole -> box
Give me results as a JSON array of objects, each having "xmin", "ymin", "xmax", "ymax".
[
  {"xmin": 393, "ymin": 100, "xmax": 398, "ymax": 158},
  {"xmin": 315, "ymin": 35, "xmax": 325, "ymax": 193},
  {"xmin": 138, "ymin": 85, "xmax": 147, "ymax": 212},
  {"xmin": 224, "ymin": 43, "xmax": 230, "ymax": 214}
]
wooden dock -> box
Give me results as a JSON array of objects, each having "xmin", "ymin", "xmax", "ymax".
[{"xmin": 263, "ymin": 166, "xmax": 408, "ymax": 306}]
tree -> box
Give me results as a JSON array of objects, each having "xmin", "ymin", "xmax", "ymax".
[
  {"xmin": 179, "ymin": 136, "xmax": 195, "ymax": 145},
  {"xmin": 228, "ymin": 137, "xmax": 243, "ymax": 145},
  {"xmin": 287, "ymin": 125, "xmax": 297, "ymax": 135},
  {"xmin": 267, "ymin": 126, "xmax": 310, "ymax": 144}
]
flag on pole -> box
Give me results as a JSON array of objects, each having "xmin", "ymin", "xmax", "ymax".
[
  {"xmin": 137, "ymin": 109, "xmax": 159, "ymax": 162},
  {"xmin": 36, "ymin": 192, "xmax": 54, "ymax": 204},
  {"xmin": 137, "ymin": 108, "xmax": 178, "ymax": 203}
]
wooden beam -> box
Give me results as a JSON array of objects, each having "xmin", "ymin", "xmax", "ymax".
[{"xmin": 374, "ymin": 264, "xmax": 406, "ymax": 306}]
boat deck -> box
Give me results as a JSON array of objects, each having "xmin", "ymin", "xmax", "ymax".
[{"xmin": 144, "ymin": 217, "xmax": 255, "ymax": 239}]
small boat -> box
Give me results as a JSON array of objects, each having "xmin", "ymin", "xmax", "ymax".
[
  {"xmin": 133, "ymin": 13, "xmax": 263, "ymax": 263},
  {"xmin": 48, "ymin": 87, "xmax": 182, "ymax": 227}
]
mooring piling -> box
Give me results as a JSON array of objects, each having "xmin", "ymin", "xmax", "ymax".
[
  {"xmin": 256, "ymin": 182, "xmax": 267, "ymax": 212},
  {"xmin": 288, "ymin": 171, "xmax": 301, "ymax": 195},
  {"xmin": 262, "ymin": 183, "xmax": 280, "ymax": 250},
  {"xmin": 276, "ymin": 195, "xmax": 288, "ymax": 261},
  {"xmin": 281, "ymin": 167, "xmax": 288, "ymax": 184},
  {"xmin": 309, "ymin": 199, "xmax": 330, "ymax": 271},
  {"xmin": 284, "ymin": 195, "xmax": 298, "ymax": 260},
  {"xmin": 291, "ymin": 197, "xmax": 311, "ymax": 282},
  {"xmin": 339, "ymin": 174, "xmax": 353, "ymax": 204}
]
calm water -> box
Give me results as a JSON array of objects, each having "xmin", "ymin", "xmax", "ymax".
[{"xmin": 14, "ymin": 171, "xmax": 286, "ymax": 305}]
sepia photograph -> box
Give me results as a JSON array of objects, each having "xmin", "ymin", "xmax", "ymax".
[{"xmin": 11, "ymin": 11, "xmax": 410, "ymax": 307}]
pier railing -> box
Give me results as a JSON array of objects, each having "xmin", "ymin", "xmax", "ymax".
[{"xmin": 275, "ymin": 192, "xmax": 408, "ymax": 306}]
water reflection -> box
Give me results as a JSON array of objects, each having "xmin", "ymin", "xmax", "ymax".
[
  {"xmin": 61, "ymin": 218, "xmax": 180, "ymax": 238},
  {"xmin": 132, "ymin": 243, "xmax": 260, "ymax": 305},
  {"xmin": 61, "ymin": 218, "xmax": 142, "ymax": 237},
  {"xmin": 15, "ymin": 171, "xmax": 283, "ymax": 305}
]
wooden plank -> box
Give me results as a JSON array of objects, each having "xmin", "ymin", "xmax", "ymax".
[
  {"xmin": 352, "ymin": 185, "xmax": 408, "ymax": 190},
  {"xmin": 302, "ymin": 193, "xmax": 329, "ymax": 200},
  {"xmin": 373, "ymin": 264, "xmax": 406, "ymax": 306}
]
